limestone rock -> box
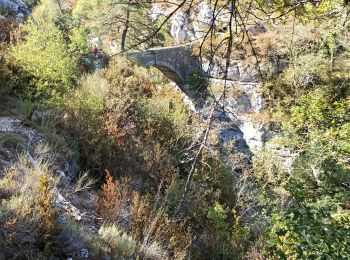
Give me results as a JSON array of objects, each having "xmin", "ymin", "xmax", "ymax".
[
  {"xmin": 266, "ymin": 141, "xmax": 299, "ymax": 173},
  {"xmin": 0, "ymin": 0, "xmax": 28, "ymax": 17},
  {"xmin": 170, "ymin": 1, "xmax": 214, "ymax": 42},
  {"xmin": 204, "ymin": 59, "xmax": 262, "ymax": 82},
  {"xmin": 240, "ymin": 121, "xmax": 268, "ymax": 152},
  {"xmin": 63, "ymin": 159, "xmax": 80, "ymax": 182},
  {"xmin": 170, "ymin": 12, "xmax": 194, "ymax": 42},
  {"xmin": 55, "ymin": 188, "xmax": 83, "ymax": 221},
  {"xmin": 192, "ymin": 1, "xmax": 213, "ymax": 39}
]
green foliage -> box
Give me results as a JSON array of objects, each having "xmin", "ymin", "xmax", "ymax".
[
  {"xmin": 0, "ymin": 43, "xmax": 26, "ymax": 96},
  {"xmin": 206, "ymin": 202, "xmax": 255, "ymax": 259},
  {"xmin": 39, "ymin": 116, "xmax": 76, "ymax": 157},
  {"xmin": 252, "ymin": 147, "xmax": 290, "ymax": 209},
  {"xmin": 263, "ymin": 68, "xmax": 350, "ymax": 259},
  {"xmin": 32, "ymin": 0, "xmax": 60, "ymax": 24},
  {"xmin": 73, "ymin": 0, "xmax": 162, "ymax": 50},
  {"xmin": 255, "ymin": 0, "xmax": 344, "ymax": 20},
  {"xmin": 207, "ymin": 202, "xmax": 230, "ymax": 239},
  {"xmin": 2, "ymin": 3, "xmax": 349, "ymax": 257},
  {"xmin": 253, "ymin": 11, "xmax": 350, "ymax": 259},
  {"xmin": 267, "ymin": 207, "xmax": 350, "ymax": 259},
  {"xmin": 266, "ymin": 19, "xmax": 350, "ymax": 105},
  {"xmin": 19, "ymin": 99, "xmax": 36, "ymax": 119},
  {"xmin": 51, "ymin": 73, "xmax": 108, "ymax": 162},
  {"xmin": 11, "ymin": 22, "xmax": 76, "ymax": 102},
  {"xmin": 69, "ymin": 26, "xmax": 90, "ymax": 55},
  {"xmin": 144, "ymin": 85, "xmax": 196, "ymax": 145},
  {"xmin": 73, "ymin": 0, "xmax": 101, "ymax": 20},
  {"xmin": 187, "ymin": 70, "xmax": 209, "ymax": 94}
]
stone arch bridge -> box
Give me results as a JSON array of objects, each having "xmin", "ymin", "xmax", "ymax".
[{"xmin": 127, "ymin": 44, "xmax": 201, "ymax": 90}]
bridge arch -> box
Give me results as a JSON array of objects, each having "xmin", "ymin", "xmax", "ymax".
[
  {"xmin": 144, "ymin": 60, "xmax": 185, "ymax": 87},
  {"xmin": 127, "ymin": 45, "xmax": 202, "ymax": 92}
]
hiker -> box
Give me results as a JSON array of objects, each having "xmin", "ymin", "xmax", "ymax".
[{"xmin": 92, "ymin": 44, "xmax": 99, "ymax": 59}]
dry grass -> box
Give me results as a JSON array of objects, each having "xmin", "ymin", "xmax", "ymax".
[
  {"xmin": 98, "ymin": 224, "xmax": 137, "ymax": 258},
  {"xmin": 130, "ymin": 191, "xmax": 192, "ymax": 260},
  {"xmin": 0, "ymin": 154, "xmax": 60, "ymax": 258}
]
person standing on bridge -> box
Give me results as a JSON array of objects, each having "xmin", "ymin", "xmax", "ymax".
[{"xmin": 92, "ymin": 44, "xmax": 99, "ymax": 59}]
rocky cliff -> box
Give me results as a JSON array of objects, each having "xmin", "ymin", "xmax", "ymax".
[
  {"xmin": 154, "ymin": 1, "xmax": 293, "ymax": 166},
  {"xmin": 0, "ymin": 0, "xmax": 28, "ymax": 17}
]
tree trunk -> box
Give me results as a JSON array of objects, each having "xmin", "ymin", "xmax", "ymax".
[{"xmin": 121, "ymin": 10, "xmax": 130, "ymax": 53}]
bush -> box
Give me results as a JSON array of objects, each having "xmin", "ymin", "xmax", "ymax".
[
  {"xmin": 0, "ymin": 133, "xmax": 25, "ymax": 152},
  {"xmin": 98, "ymin": 225, "xmax": 137, "ymax": 258},
  {"xmin": 32, "ymin": 0, "xmax": 60, "ymax": 24},
  {"xmin": 11, "ymin": 22, "xmax": 76, "ymax": 102},
  {"xmin": 0, "ymin": 17, "xmax": 23, "ymax": 95},
  {"xmin": 186, "ymin": 69, "xmax": 208, "ymax": 95},
  {"xmin": 206, "ymin": 202, "xmax": 254, "ymax": 259},
  {"xmin": 59, "ymin": 72, "xmax": 109, "ymax": 170},
  {"xmin": 0, "ymin": 154, "xmax": 60, "ymax": 257},
  {"xmin": 129, "ymin": 190, "xmax": 192, "ymax": 260},
  {"xmin": 94, "ymin": 170, "xmax": 130, "ymax": 223},
  {"xmin": 0, "ymin": 43, "xmax": 24, "ymax": 96},
  {"xmin": 267, "ymin": 208, "xmax": 350, "ymax": 259},
  {"xmin": 69, "ymin": 26, "xmax": 90, "ymax": 55}
]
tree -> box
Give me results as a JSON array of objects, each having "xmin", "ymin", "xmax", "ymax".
[
  {"xmin": 11, "ymin": 22, "xmax": 76, "ymax": 101},
  {"xmin": 73, "ymin": 0, "xmax": 162, "ymax": 52}
]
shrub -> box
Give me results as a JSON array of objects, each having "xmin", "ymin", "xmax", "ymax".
[
  {"xmin": 0, "ymin": 133, "xmax": 25, "ymax": 151},
  {"xmin": 0, "ymin": 17, "xmax": 24, "ymax": 95},
  {"xmin": 0, "ymin": 154, "xmax": 60, "ymax": 257},
  {"xmin": 267, "ymin": 208, "xmax": 350, "ymax": 259},
  {"xmin": 38, "ymin": 72, "xmax": 109, "ymax": 170},
  {"xmin": 207, "ymin": 203, "xmax": 230, "ymax": 240},
  {"xmin": 37, "ymin": 172, "xmax": 59, "ymax": 243},
  {"xmin": 0, "ymin": 42, "xmax": 25, "ymax": 96},
  {"xmin": 11, "ymin": 22, "xmax": 76, "ymax": 102},
  {"xmin": 206, "ymin": 203, "xmax": 238, "ymax": 259},
  {"xmin": 32, "ymin": 0, "xmax": 60, "ymax": 24},
  {"xmin": 69, "ymin": 26, "xmax": 90, "ymax": 55},
  {"xmin": 130, "ymin": 191, "xmax": 192, "ymax": 260},
  {"xmin": 186, "ymin": 69, "xmax": 208, "ymax": 95},
  {"xmin": 94, "ymin": 170, "xmax": 130, "ymax": 223},
  {"xmin": 98, "ymin": 224, "xmax": 137, "ymax": 258}
]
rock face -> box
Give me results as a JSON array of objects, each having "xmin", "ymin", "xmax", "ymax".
[
  {"xmin": 204, "ymin": 59, "xmax": 263, "ymax": 83},
  {"xmin": 0, "ymin": 0, "xmax": 28, "ymax": 17},
  {"xmin": 170, "ymin": 1, "xmax": 213, "ymax": 42},
  {"xmin": 170, "ymin": 12, "xmax": 194, "ymax": 42},
  {"xmin": 207, "ymin": 80, "xmax": 271, "ymax": 153},
  {"xmin": 168, "ymin": 1, "xmax": 268, "ymax": 45},
  {"xmin": 163, "ymin": 0, "xmax": 282, "ymax": 154},
  {"xmin": 204, "ymin": 55, "xmax": 287, "ymax": 83},
  {"xmin": 172, "ymin": 78, "xmax": 269, "ymax": 157}
]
